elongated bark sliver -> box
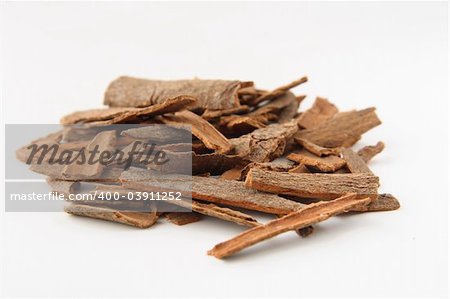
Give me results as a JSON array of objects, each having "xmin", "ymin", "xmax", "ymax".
[{"xmin": 208, "ymin": 193, "xmax": 371, "ymax": 258}]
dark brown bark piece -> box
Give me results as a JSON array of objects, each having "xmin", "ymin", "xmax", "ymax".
[
  {"xmin": 278, "ymin": 94, "xmax": 306, "ymax": 123},
  {"xmin": 104, "ymin": 76, "xmax": 247, "ymax": 110},
  {"xmin": 297, "ymin": 97, "xmax": 338, "ymax": 129},
  {"xmin": 220, "ymin": 168, "xmax": 244, "ymax": 181},
  {"xmin": 248, "ymin": 76, "xmax": 308, "ymax": 106},
  {"xmin": 230, "ymin": 120, "xmax": 298, "ymax": 162},
  {"xmin": 295, "ymin": 108, "xmax": 382, "ymax": 148},
  {"xmin": 245, "ymin": 168, "xmax": 379, "ymax": 200},
  {"xmin": 352, "ymin": 193, "xmax": 400, "ymax": 212},
  {"xmin": 296, "ymin": 226, "xmax": 314, "ymax": 238},
  {"xmin": 120, "ymin": 168, "xmax": 305, "ymax": 214},
  {"xmin": 64, "ymin": 204, "xmax": 158, "ymax": 228},
  {"xmin": 207, "ymin": 193, "xmax": 371, "ymax": 258},
  {"xmin": 295, "ymin": 138, "xmax": 341, "ymax": 157},
  {"xmin": 357, "ymin": 141, "xmax": 385, "ymax": 163},
  {"xmin": 165, "ymin": 212, "xmax": 202, "ymax": 225},
  {"xmin": 160, "ymin": 110, "xmax": 231, "ymax": 154},
  {"xmin": 62, "ymin": 130, "xmax": 117, "ymax": 180},
  {"xmin": 287, "ymin": 150, "xmax": 346, "ymax": 172},
  {"xmin": 341, "ymin": 148, "xmax": 372, "ymax": 174}
]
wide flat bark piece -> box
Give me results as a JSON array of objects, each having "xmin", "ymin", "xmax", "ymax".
[
  {"xmin": 287, "ymin": 150, "xmax": 346, "ymax": 172},
  {"xmin": 297, "ymin": 97, "xmax": 338, "ymax": 129}
]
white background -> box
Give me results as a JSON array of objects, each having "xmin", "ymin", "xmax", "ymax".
[{"xmin": 0, "ymin": 2, "xmax": 448, "ymax": 298}]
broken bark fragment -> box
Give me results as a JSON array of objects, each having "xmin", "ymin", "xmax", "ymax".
[
  {"xmin": 160, "ymin": 110, "xmax": 232, "ymax": 154},
  {"xmin": 165, "ymin": 212, "xmax": 202, "ymax": 225},
  {"xmin": 341, "ymin": 148, "xmax": 372, "ymax": 174},
  {"xmin": 104, "ymin": 76, "xmax": 248, "ymax": 110},
  {"xmin": 248, "ymin": 76, "xmax": 308, "ymax": 106},
  {"xmin": 357, "ymin": 141, "xmax": 385, "ymax": 163},
  {"xmin": 297, "ymin": 97, "xmax": 338, "ymax": 129},
  {"xmin": 287, "ymin": 150, "xmax": 346, "ymax": 172},
  {"xmin": 295, "ymin": 138, "xmax": 341, "ymax": 157},
  {"xmin": 278, "ymin": 94, "xmax": 306, "ymax": 123},
  {"xmin": 230, "ymin": 120, "xmax": 298, "ymax": 162},
  {"xmin": 64, "ymin": 204, "xmax": 158, "ymax": 228},
  {"xmin": 288, "ymin": 164, "xmax": 311, "ymax": 173},
  {"xmin": 121, "ymin": 125, "xmax": 189, "ymax": 143},
  {"xmin": 120, "ymin": 168, "xmax": 305, "ymax": 214},
  {"xmin": 245, "ymin": 168, "xmax": 379, "ymax": 200},
  {"xmin": 351, "ymin": 193, "xmax": 400, "ymax": 212},
  {"xmin": 295, "ymin": 108, "xmax": 381, "ymax": 148},
  {"xmin": 220, "ymin": 168, "xmax": 244, "ymax": 181},
  {"xmin": 208, "ymin": 193, "xmax": 371, "ymax": 258},
  {"xmin": 47, "ymin": 178, "xmax": 80, "ymax": 196},
  {"xmin": 16, "ymin": 131, "xmax": 63, "ymax": 164},
  {"xmin": 62, "ymin": 130, "xmax": 117, "ymax": 180},
  {"xmin": 202, "ymin": 105, "xmax": 250, "ymax": 120}
]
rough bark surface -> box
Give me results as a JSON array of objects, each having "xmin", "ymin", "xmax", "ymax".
[
  {"xmin": 297, "ymin": 97, "xmax": 338, "ymax": 129},
  {"xmin": 357, "ymin": 141, "xmax": 385, "ymax": 163},
  {"xmin": 287, "ymin": 150, "xmax": 346, "ymax": 172}
]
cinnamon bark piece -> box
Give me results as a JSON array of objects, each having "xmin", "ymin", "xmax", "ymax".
[
  {"xmin": 207, "ymin": 193, "xmax": 371, "ymax": 258},
  {"xmin": 159, "ymin": 111, "xmax": 231, "ymax": 154},
  {"xmin": 240, "ymin": 161, "xmax": 296, "ymax": 180},
  {"xmin": 278, "ymin": 94, "xmax": 306, "ymax": 123},
  {"xmin": 47, "ymin": 178, "xmax": 80, "ymax": 196},
  {"xmin": 230, "ymin": 120, "xmax": 298, "ymax": 162},
  {"xmin": 202, "ymin": 105, "xmax": 250, "ymax": 120},
  {"xmin": 120, "ymin": 168, "xmax": 305, "ymax": 214},
  {"xmin": 357, "ymin": 141, "xmax": 385, "ymax": 163},
  {"xmin": 341, "ymin": 148, "xmax": 372, "ymax": 174},
  {"xmin": 248, "ymin": 76, "xmax": 308, "ymax": 106},
  {"xmin": 295, "ymin": 138, "xmax": 341, "ymax": 157},
  {"xmin": 165, "ymin": 212, "xmax": 202, "ymax": 225},
  {"xmin": 245, "ymin": 168, "xmax": 379, "ymax": 200},
  {"xmin": 351, "ymin": 193, "xmax": 400, "ymax": 212},
  {"xmin": 220, "ymin": 168, "xmax": 244, "ymax": 181},
  {"xmin": 121, "ymin": 126, "xmax": 189, "ymax": 143},
  {"xmin": 104, "ymin": 76, "xmax": 248, "ymax": 110},
  {"xmin": 16, "ymin": 131, "xmax": 63, "ymax": 163},
  {"xmin": 287, "ymin": 150, "xmax": 346, "ymax": 172},
  {"xmin": 62, "ymin": 130, "xmax": 117, "ymax": 180},
  {"xmin": 295, "ymin": 108, "xmax": 381, "ymax": 148},
  {"xmin": 297, "ymin": 97, "xmax": 338, "ymax": 129},
  {"xmin": 190, "ymin": 201, "xmax": 259, "ymax": 227},
  {"xmin": 249, "ymin": 92, "xmax": 297, "ymax": 117},
  {"xmin": 288, "ymin": 164, "xmax": 310, "ymax": 173},
  {"xmin": 64, "ymin": 204, "xmax": 158, "ymax": 228}
]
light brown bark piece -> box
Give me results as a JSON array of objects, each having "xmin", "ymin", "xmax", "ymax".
[
  {"xmin": 288, "ymin": 164, "xmax": 311, "ymax": 173},
  {"xmin": 120, "ymin": 168, "xmax": 305, "ymax": 214},
  {"xmin": 160, "ymin": 110, "xmax": 231, "ymax": 154},
  {"xmin": 248, "ymin": 76, "xmax": 308, "ymax": 106},
  {"xmin": 341, "ymin": 148, "xmax": 372, "ymax": 174},
  {"xmin": 245, "ymin": 168, "xmax": 379, "ymax": 200},
  {"xmin": 357, "ymin": 141, "xmax": 385, "ymax": 163},
  {"xmin": 64, "ymin": 204, "xmax": 158, "ymax": 228},
  {"xmin": 208, "ymin": 193, "xmax": 371, "ymax": 258},
  {"xmin": 16, "ymin": 131, "xmax": 63, "ymax": 163},
  {"xmin": 240, "ymin": 161, "xmax": 296, "ymax": 180},
  {"xmin": 278, "ymin": 94, "xmax": 306, "ymax": 123},
  {"xmin": 352, "ymin": 193, "xmax": 400, "ymax": 212},
  {"xmin": 295, "ymin": 108, "xmax": 381, "ymax": 148},
  {"xmin": 297, "ymin": 97, "xmax": 338, "ymax": 129},
  {"xmin": 165, "ymin": 212, "xmax": 202, "ymax": 225},
  {"xmin": 287, "ymin": 150, "xmax": 346, "ymax": 172},
  {"xmin": 220, "ymin": 168, "xmax": 244, "ymax": 181},
  {"xmin": 62, "ymin": 130, "xmax": 117, "ymax": 180},
  {"xmin": 190, "ymin": 201, "xmax": 259, "ymax": 227},
  {"xmin": 47, "ymin": 178, "xmax": 80, "ymax": 196},
  {"xmin": 230, "ymin": 120, "xmax": 298, "ymax": 162},
  {"xmin": 104, "ymin": 76, "xmax": 247, "ymax": 110},
  {"xmin": 295, "ymin": 138, "xmax": 341, "ymax": 157},
  {"xmin": 61, "ymin": 96, "xmax": 197, "ymax": 125}
]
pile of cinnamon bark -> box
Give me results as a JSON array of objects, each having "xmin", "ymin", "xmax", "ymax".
[{"xmin": 18, "ymin": 75, "xmax": 400, "ymax": 259}]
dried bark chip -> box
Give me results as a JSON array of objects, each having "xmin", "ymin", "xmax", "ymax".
[
  {"xmin": 202, "ymin": 105, "xmax": 250, "ymax": 120},
  {"xmin": 190, "ymin": 201, "xmax": 259, "ymax": 227},
  {"xmin": 297, "ymin": 97, "xmax": 338, "ymax": 129},
  {"xmin": 160, "ymin": 110, "xmax": 232, "ymax": 154},
  {"xmin": 277, "ymin": 94, "xmax": 306, "ymax": 123},
  {"xmin": 287, "ymin": 150, "xmax": 346, "ymax": 172},
  {"xmin": 64, "ymin": 204, "xmax": 158, "ymax": 228},
  {"xmin": 16, "ymin": 131, "xmax": 63, "ymax": 163},
  {"xmin": 121, "ymin": 125, "xmax": 189, "ymax": 143},
  {"xmin": 245, "ymin": 168, "xmax": 379, "ymax": 200},
  {"xmin": 295, "ymin": 138, "xmax": 341, "ymax": 157},
  {"xmin": 341, "ymin": 148, "xmax": 372, "ymax": 174},
  {"xmin": 120, "ymin": 168, "xmax": 304, "ymax": 215},
  {"xmin": 165, "ymin": 212, "xmax": 202, "ymax": 226},
  {"xmin": 230, "ymin": 120, "xmax": 299, "ymax": 162},
  {"xmin": 47, "ymin": 178, "xmax": 80, "ymax": 196},
  {"xmin": 248, "ymin": 76, "xmax": 308, "ymax": 106},
  {"xmin": 60, "ymin": 107, "xmax": 135, "ymax": 125},
  {"xmin": 288, "ymin": 164, "xmax": 311, "ymax": 174},
  {"xmin": 104, "ymin": 76, "xmax": 248, "ymax": 110},
  {"xmin": 220, "ymin": 168, "xmax": 244, "ymax": 181},
  {"xmin": 351, "ymin": 193, "xmax": 400, "ymax": 212},
  {"xmin": 357, "ymin": 141, "xmax": 385, "ymax": 163},
  {"xmin": 240, "ymin": 161, "xmax": 297, "ymax": 180},
  {"xmin": 207, "ymin": 193, "xmax": 371, "ymax": 259},
  {"xmin": 295, "ymin": 107, "xmax": 382, "ymax": 148},
  {"xmin": 30, "ymin": 162, "xmax": 66, "ymax": 179},
  {"xmin": 62, "ymin": 130, "xmax": 117, "ymax": 180}
]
